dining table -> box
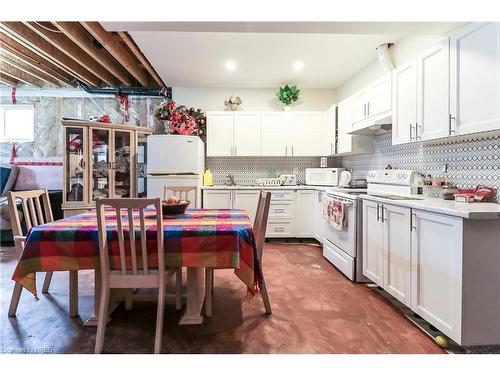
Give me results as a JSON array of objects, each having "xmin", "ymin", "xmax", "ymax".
[{"xmin": 11, "ymin": 208, "xmax": 262, "ymax": 326}]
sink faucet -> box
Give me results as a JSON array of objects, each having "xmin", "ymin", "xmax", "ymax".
[{"xmin": 225, "ymin": 173, "xmax": 236, "ymax": 186}]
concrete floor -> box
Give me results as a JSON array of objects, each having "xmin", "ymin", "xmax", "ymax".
[{"xmin": 0, "ymin": 243, "xmax": 444, "ymax": 354}]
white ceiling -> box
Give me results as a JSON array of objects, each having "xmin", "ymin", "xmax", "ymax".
[{"xmin": 104, "ymin": 22, "xmax": 464, "ymax": 89}]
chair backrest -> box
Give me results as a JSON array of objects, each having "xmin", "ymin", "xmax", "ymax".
[
  {"xmin": 252, "ymin": 191, "xmax": 271, "ymax": 264},
  {"xmin": 163, "ymin": 185, "xmax": 197, "ymax": 207},
  {"xmin": 95, "ymin": 198, "xmax": 164, "ymax": 280},
  {"xmin": 7, "ymin": 189, "xmax": 54, "ymax": 251}
]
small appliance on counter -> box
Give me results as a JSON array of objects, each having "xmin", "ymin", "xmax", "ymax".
[
  {"xmin": 279, "ymin": 174, "xmax": 297, "ymax": 186},
  {"xmin": 305, "ymin": 168, "xmax": 346, "ymax": 186},
  {"xmin": 339, "ymin": 170, "xmax": 352, "ymax": 187}
]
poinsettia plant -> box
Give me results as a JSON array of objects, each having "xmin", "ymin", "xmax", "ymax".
[{"xmin": 155, "ymin": 99, "xmax": 206, "ymax": 136}]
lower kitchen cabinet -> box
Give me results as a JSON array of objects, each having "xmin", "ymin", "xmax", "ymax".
[
  {"xmin": 295, "ymin": 190, "xmax": 315, "ymax": 237},
  {"xmin": 363, "ymin": 200, "xmax": 411, "ymax": 305},
  {"xmin": 313, "ymin": 190, "xmax": 325, "ymax": 242},
  {"xmin": 202, "ymin": 190, "xmax": 232, "ymax": 209},
  {"xmin": 203, "ymin": 190, "xmax": 259, "ymax": 223}
]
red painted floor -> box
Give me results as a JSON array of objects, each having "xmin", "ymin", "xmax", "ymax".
[{"xmin": 0, "ymin": 243, "xmax": 444, "ymax": 353}]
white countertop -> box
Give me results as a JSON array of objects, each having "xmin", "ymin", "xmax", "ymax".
[
  {"xmin": 201, "ymin": 185, "xmax": 330, "ymax": 191},
  {"xmin": 361, "ymin": 194, "xmax": 500, "ymax": 220}
]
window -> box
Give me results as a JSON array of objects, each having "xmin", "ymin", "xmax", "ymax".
[{"xmin": 0, "ymin": 104, "xmax": 35, "ymax": 142}]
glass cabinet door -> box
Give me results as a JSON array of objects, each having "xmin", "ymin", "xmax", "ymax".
[
  {"xmin": 136, "ymin": 132, "xmax": 149, "ymax": 198},
  {"xmin": 113, "ymin": 130, "xmax": 132, "ymax": 198},
  {"xmin": 90, "ymin": 128, "xmax": 110, "ymax": 200},
  {"xmin": 65, "ymin": 127, "xmax": 87, "ymax": 203}
]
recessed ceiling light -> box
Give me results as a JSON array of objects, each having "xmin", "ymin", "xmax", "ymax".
[
  {"xmin": 225, "ymin": 60, "xmax": 237, "ymax": 71},
  {"xmin": 293, "ymin": 61, "xmax": 304, "ymax": 71}
]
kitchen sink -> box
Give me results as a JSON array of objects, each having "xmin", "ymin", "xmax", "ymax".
[{"xmin": 370, "ymin": 194, "xmax": 424, "ymax": 201}]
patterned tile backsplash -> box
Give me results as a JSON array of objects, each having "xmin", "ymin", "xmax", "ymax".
[
  {"xmin": 207, "ymin": 130, "xmax": 499, "ymax": 202},
  {"xmin": 336, "ymin": 131, "xmax": 500, "ymax": 202},
  {"xmin": 206, "ymin": 157, "xmax": 321, "ymax": 185}
]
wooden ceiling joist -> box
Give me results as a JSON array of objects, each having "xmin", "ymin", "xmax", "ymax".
[
  {"xmin": 0, "ymin": 74, "xmax": 19, "ymax": 86},
  {"xmin": 1, "ymin": 63, "xmax": 42, "ymax": 86},
  {"xmin": 0, "ymin": 54, "xmax": 60, "ymax": 87},
  {"xmin": 118, "ymin": 32, "xmax": 165, "ymax": 87},
  {"xmin": 24, "ymin": 22, "xmax": 119, "ymax": 87},
  {"xmin": 54, "ymin": 22, "xmax": 135, "ymax": 86},
  {"xmin": 0, "ymin": 22, "xmax": 102, "ymax": 87},
  {"xmin": 81, "ymin": 22, "xmax": 151, "ymax": 87},
  {"xmin": 0, "ymin": 37, "xmax": 74, "ymax": 86}
]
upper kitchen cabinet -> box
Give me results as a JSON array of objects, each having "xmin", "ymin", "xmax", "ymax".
[
  {"xmin": 351, "ymin": 74, "xmax": 392, "ymax": 129},
  {"xmin": 392, "ymin": 39, "xmax": 450, "ymax": 145},
  {"xmin": 233, "ymin": 112, "xmax": 262, "ymax": 156},
  {"xmin": 337, "ymin": 98, "xmax": 373, "ymax": 155},
  {"xmin": 321, "ymin": 105, "xmax": 336, "ymax": 155},
  {"xmin": 261, "ymin": 112, "xmax": 289, "ymax": 156},
  {"xmin": 289, "ymin": 112, "xmax": 323, "ymax": 156},
  {"xmin": 450, "ymin": 22, "xmax": 500, "ymax": 136},
  {"xmin": 206, "ymin": 111, "xmax": 234, "ymax": 156}
]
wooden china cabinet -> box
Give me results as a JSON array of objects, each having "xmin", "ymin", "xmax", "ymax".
[{"xmin": 62, "ymin": 120, "xmax": 154, "ymax": 217}]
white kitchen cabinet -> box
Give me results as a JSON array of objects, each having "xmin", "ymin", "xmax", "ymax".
[
  {"xmin": 450, "ymin": 22, "xmax": 500, "ymax": 136},
  {"xmin": 202, "ymin": 190, "xmax": 232, "ymax": 209},
  {"xmin": 289, "ymin": 112, "xmax": 323, "ymax": 156},
  {"xmin": 261, "ymin": 112, "xmax": 289, "ymax": 156},
  {"xmin": 233, "ymin": 112, "xmax": 262, "ymax": 156},
  {"xmin": 206, "ymin": 111, "xmax": 234, "ymax": 156},
  {"xmin": 295, "ymin": 190, "xmax": 315, "ymax": 237},
  {"xmin": 313, "ymin": 190, "xmax": 325, "ymax": 242},
  {"xmin": 337, "ymin": 99, "xmax": 373, "ymax": 155},
  {"xmin": 410, "ymin": 210, "xmax": 463, "ymax": 342},
  {"xmin": 362, "ymin": 200, "xmax": 385, "ymax": 286},
  {"xmin": 416, "ymin": 39, "xmax": 450, "ymax": 141},
  {"xmin": 350, "ymin": 90, "xmax": 368, "ymax": 124},
  {"xmin": 367, "ymin": 74, "xmax": 392, "ymax": 117},
  {"xmin": 233, "ymin": 190, "xmax": 260, "ymax": 224},
  {"xmin": 392, "ymin": 60, "xmax": 417, "ymax": 145},
  {"xmin": 321, "ymin": 105, "xmax": 336, "ymax": 155}
]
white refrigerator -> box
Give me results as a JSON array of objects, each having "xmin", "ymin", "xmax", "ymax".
[{"xmin": 146, "ymin": 135, "xmax": 205, "ymax": 207}]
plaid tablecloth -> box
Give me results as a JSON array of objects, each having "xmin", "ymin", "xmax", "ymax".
[{"xmin": 12, "ymin": 208, "xmax": 262, "ymax": 298}]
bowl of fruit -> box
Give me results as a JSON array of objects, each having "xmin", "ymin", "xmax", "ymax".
[{"xmin": 161, "ymin": 196, "xmax": 190, "ymax": 218}]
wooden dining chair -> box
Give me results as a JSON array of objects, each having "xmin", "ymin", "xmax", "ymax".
[
  {"xmin": 7, "ymin": 189, "xmax": 79, "ymax": 317},
  {"xmin": 205, "ymin": 191, "xmax": 272, "ymax": 316},
  {"xmin": 94, "ymin": 197, "xmax": 176, "ymax": 354},
  {"xmin": 163, "ymin": 185, "xmax": 198, "ymax": 310}
]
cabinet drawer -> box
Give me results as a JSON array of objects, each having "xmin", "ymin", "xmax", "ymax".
[
  {"xmin": 267, "ymin": 221, "xmax": 294, "ymax": 237},
  {"xmin": 268, "ymin": 202, "xmax": 294, "ymax": 218},
  {"xmin": 266, "ymin": 190, "xmax": 295, "ymax": 201},
  {"xmin": 323, "ymin": 239, "xmax": 355, "ymax": 280}
]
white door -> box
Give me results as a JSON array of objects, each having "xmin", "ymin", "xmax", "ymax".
[
  {"xmin": 362, "ymin": 200, "xmax": 385, "ymax": 286},
  {"xmin": 295, "ymin": 190, "xmax": 315, "ymax": 237},
  {"xmin": 383, "ymin": 204, "xmax": 411, "ymax": 306},
  {"xmin": 233, "ymin": 112, "xmax": 261, "ymax": 156},
  {"xmin": 202, "ymin": 190, "xmax": 232, "ymax": 209},
  {"xmin": 261, "ymin": 112, "xmax": 289, "ymax": 156},
  {"xmin": 233, "ymin": 190, "xmax": 260, "ymax": 224},
  {"xmin": 289, "ymin": 112, "xmax": 323, "ymax": 156},
  {"xmin": 392, "ymin": 60, "xmax": 417, "ymax": 145},
  {"xmin": 450, "ymin": 22, "xmax": 500, "ymax": 135},
  {"xmin": 336, "ymin": 100, "xmax": 353, "ymax": 154},
  {"xmin": 417, "ymin": 39, "xmax": 451, "ymax": 141},
  {"xmin": 206, "ymin": 111, "xmax": 234, "ymax": 156},
  {"xmin": 350, "ymin": 90, "xmax": 368, "ymax": 124},
  {"xmin": 367, "ymin": 74, "xmax": 392, "ymax": 117},
  {"xmin": 411, "ymin": 210, "xmax": 463, "ymax": 342},
  {"xmin": 321, "ymin": 105, "xmax": 336, "ymax": 155}
]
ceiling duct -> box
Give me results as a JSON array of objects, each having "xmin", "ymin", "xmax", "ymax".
[{"xmin": 376, "ymin": 43, "xmax": 394, "ymax": 73}]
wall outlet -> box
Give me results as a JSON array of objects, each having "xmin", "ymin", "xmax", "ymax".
[
  {"xmin": 441, "ymin": 163, "xmax": 448, "ymax": 173},
  {"xmin": 293, "ymin": 167, "xmax": 299, "ymax": 175}
]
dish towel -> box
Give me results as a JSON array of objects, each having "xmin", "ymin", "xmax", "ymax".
[{"xmin": 323, "ymin": 197, "xmax": 348, "ymax": 230}]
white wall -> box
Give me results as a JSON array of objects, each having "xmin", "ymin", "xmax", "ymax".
[
  {"xmin": 172, "ymin": 87, "xmax": 336, "ymax": 111},
  {"xmin": 335, "ymin": 34, "xmax": 451, "ymax": 102}
]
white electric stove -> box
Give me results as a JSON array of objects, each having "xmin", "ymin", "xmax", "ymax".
[{"xmin": 366, "ymin": 169, "xmax": 421, "ymax": 196}]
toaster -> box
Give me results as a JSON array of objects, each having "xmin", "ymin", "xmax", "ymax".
[{"xmin": 279, "ymin": 174, "xmax": 297, "ymax": 186}]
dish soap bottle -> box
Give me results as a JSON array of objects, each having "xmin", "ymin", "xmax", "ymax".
[{"xmin": 203, "ymin": 169, "xmax": 214, "ymax": 186}]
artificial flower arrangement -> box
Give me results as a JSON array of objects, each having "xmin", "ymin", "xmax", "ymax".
[
  {"xmin": 276, "ymin": 84, "xmax": 300, "ymax": 106},
  {"xmin": 155, "ymin": 99, "xmax": 206, "ymax": 136},
  {"xmin": 224, "ymin": 95, "xmax": 242, "ymax": 110}
]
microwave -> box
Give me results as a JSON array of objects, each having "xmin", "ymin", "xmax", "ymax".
[{"xmin": 305, "ymin": 168, "xmax": 345, "ymax": 186}]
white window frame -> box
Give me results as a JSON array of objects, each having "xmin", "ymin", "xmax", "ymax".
[{"xmin": 0, "ymin": 104, "xmax": 35, "ymax": 143}]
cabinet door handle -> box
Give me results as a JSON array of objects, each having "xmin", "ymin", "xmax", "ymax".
[
  {"xmin": 292, "ymin": 146, "xmax": 294, "ymax": 156},
  {"xmin": 367, "ymin": 102, "xmax": 370, "ymax": 117},
  {"xmin": 274, "ymin": 208, "xmax": 285, "ymax": 213},
  {"xmin": 285, "ymin": 146, "xmax": 287, "ymax": 156},
  {"xmin": 81, "ymin": 160, "xmax": 86, "ymax": 168},
  {"xmin": 410, "ymin": 212, "xmax": 417, "ymax": 231},
  {"xmin": 376, "ymin": 203, "xmax": 381, "ymax": 221},
  {"xmin": 382, "ymin": 206, "xmax": 387, "ymax": 223},
  {"xmin": 449, "ymin": 114, "xmax": 456, "ymax": 134},
  {"xmin": 416, "ymin": 123, "xmax": 422, "ymax": 140},
  {"xmin": 409, "ymin": 123, "xmax": 414, "ymax": 141},
  {"xmin": 363, "ymin": 103, "xmax": 367, "ymax": 117},
  {"xmin": 234, "ymin": 146, "xmax": 237, "ymax": 156}
]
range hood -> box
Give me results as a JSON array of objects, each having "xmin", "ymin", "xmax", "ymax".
[{"xmin": 348, "ymin": 112, "xmax": 392, "ymax": 136}]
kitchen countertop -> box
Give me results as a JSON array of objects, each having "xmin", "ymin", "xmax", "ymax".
[
  {"xmin": 201, "ymin": 185, "xmax": 330, "ymax": 190},
  {"xmin": 361, "ymin": 194, "xmax": 500, "ymax": 220}
]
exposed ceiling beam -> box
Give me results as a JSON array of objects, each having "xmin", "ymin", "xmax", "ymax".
[
  {"xmin": 0, "ymin": 54, "xmax": 60, "ymax": 87},
  {"xmin": 24, "ymin": 22, "xmax": 119, "ymax": 87},
  {"xmin": 81, "ymin": 22, "xmax": 150, "ymax": 87},
  {"xmin": 1, "ymin": 63, "xmax": 42, "ymax": 86},
  {"xmin": 0, "ymin": 22, "xmax": 102, "ymax": 87},
  {"xmin": 54, "ymin": 22, "xmax": 135, "ymax": 86},
  {"xmin": 0, "ymin": 74, "xmax": 19, "ymax": 86},
  {"xmin": 0, "ymin": 36, "xmax": 74, "ymax": 86},
  {"xmin": 117, "ymin": 32, "xmax": 165, "ymax": 87}
]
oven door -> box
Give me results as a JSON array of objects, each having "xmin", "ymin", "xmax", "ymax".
[{"xmin": 323, "ymin": 197, "xmax": 357, "ymax": 257}]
